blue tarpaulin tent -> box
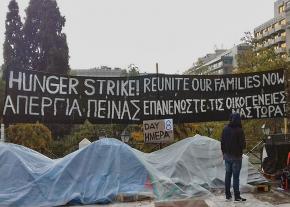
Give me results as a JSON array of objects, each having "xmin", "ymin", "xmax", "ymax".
[
  {"xmin": 0, "ymin": 139, "xmax": 149, "ymax": 207},
  {"xmin": 0, "ymin": 136, "xmax": 264, "ymax": 207}
]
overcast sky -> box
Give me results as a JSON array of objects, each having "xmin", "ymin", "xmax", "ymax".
[{"xmin": 0, "ymin": 0, "xmax": 274, "ymax": 74}]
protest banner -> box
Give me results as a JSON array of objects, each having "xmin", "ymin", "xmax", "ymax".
[{"xmin": 3, "ymin": 69, "xmax": 287, "ymax": 124}]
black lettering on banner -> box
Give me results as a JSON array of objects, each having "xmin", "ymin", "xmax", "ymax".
[{"xmin": 3, "ymin": 69, "xmax": 287, "ymax": 124}]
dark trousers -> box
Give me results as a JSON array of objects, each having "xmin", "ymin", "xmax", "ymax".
[{"xmin": 224, "ymin": 159, "xmax": 242, "ymax": 198}]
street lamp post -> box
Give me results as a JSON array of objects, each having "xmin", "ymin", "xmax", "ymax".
[
  {"xmin": 206, "ymin": 127, "xmax": 213, "ymax": 137},
  {"xmin": 246, "ymin": 123, "xmax": 271, "ymax": 169},
  {"xmin": 120, "ymin": 130, "xmax": 130, "ymax": 143},
  {"xmin": 99, "ymin": 128, "xmax": 107, "ymax": 139},
  {"xmin": 261, "ymin": 123, "xmax": 270, "ymax": 138},
  {"xmin": 0, "ymin": 124, "xmax": 5, "ymax": 142},
  {"xmin": 260, "ymin": 123, "xmax": 271, "ymax": 169}
]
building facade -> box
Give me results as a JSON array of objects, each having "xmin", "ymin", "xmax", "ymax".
[
  {"xmin": 254, "ymin": 0, "xmax": 290, "ymax": 56},
  {"xmin": 72, "ymin": 66, "xmax": 126, "ymax": 77},
  {"xmin": 187, "ymin": 44, "xmax": 250, "ymax": 75}
]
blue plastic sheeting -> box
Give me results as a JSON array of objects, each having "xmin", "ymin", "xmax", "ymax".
[
  {"xmin": 0, "ymin": 136, "xmax": 260, "ymax": 206},
  {"xmin": 0, "ymin": 139, "xmax": 149, "ymax": 207}
]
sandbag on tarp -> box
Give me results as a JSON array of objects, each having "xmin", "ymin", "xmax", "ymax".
[{"xmin": 0, "ymin": 139, "xmax": 150, "ymax": 207}]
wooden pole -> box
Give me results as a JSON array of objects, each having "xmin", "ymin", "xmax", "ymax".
[
  {"xmin": 156, "ymin": 62, "xmax": 159, "ymax": 74},
  {"xmin": 284, "ymin": 69, "xmax": 288, "ymax": 134},
  {"xmin": 156, "ymin": 63, "xmax": 162, "ymax": 149},
  {"xmin": 284, "ymin": 118, "xmax": 288, "ymax": 134}
]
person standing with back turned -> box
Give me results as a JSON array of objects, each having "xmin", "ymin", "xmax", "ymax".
[{"xmin": 221, "ymin": 113, "xmax": 247, "ymax": 202}]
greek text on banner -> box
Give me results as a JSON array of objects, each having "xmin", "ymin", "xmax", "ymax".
[{"xmin": 3, "ymin": 69, "xmax": 287, "ymax": 124}]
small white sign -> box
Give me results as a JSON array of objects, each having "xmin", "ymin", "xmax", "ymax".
[
  {"xmin": 164, "ymin": 119, "xmax": 173, "ymax": 131},
  {"xmin": 143, "ymin": 119, "xmax": 174, "ymax": 143}
]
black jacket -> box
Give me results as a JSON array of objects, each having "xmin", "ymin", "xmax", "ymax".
[{"xmin": 221, "ymin": 113, "xmax": 246, "ymax": 158}]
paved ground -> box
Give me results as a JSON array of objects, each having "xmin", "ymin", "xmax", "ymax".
[
  {"xmin": 70, "ymin": 191, "xmax": 290, "ymax": 207},
  {"xmin": 206, "ymin": 193, "xmax": 290, "ymax": 207}
]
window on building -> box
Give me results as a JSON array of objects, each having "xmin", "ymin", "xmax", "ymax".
[
  {"xmin": 281, "ymin": 31, "xmax": 286, "ymax": 36},
  {"xmin": 280, "ymin": 19, "xmax": 286, "ymax": 25},
  {"xmin": 279, "ymin": 5, "xmax": 285, "ymax": 13},
  {"xmin": 224, "ymin": 59, "xmax": 233, "ymax": 64},
  {"xmin": 281, "ymin": 43, "xmax": 286, "ymax": 48}
]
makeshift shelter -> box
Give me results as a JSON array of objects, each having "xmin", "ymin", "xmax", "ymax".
[{"xmin": 0, "ymin": 135, "xmax": 266, "ymax": 207}]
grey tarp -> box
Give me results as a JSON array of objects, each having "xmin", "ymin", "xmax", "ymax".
[{"xmin": 0, "ymin": 135, "xmax": 265, "ymax": 206}]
